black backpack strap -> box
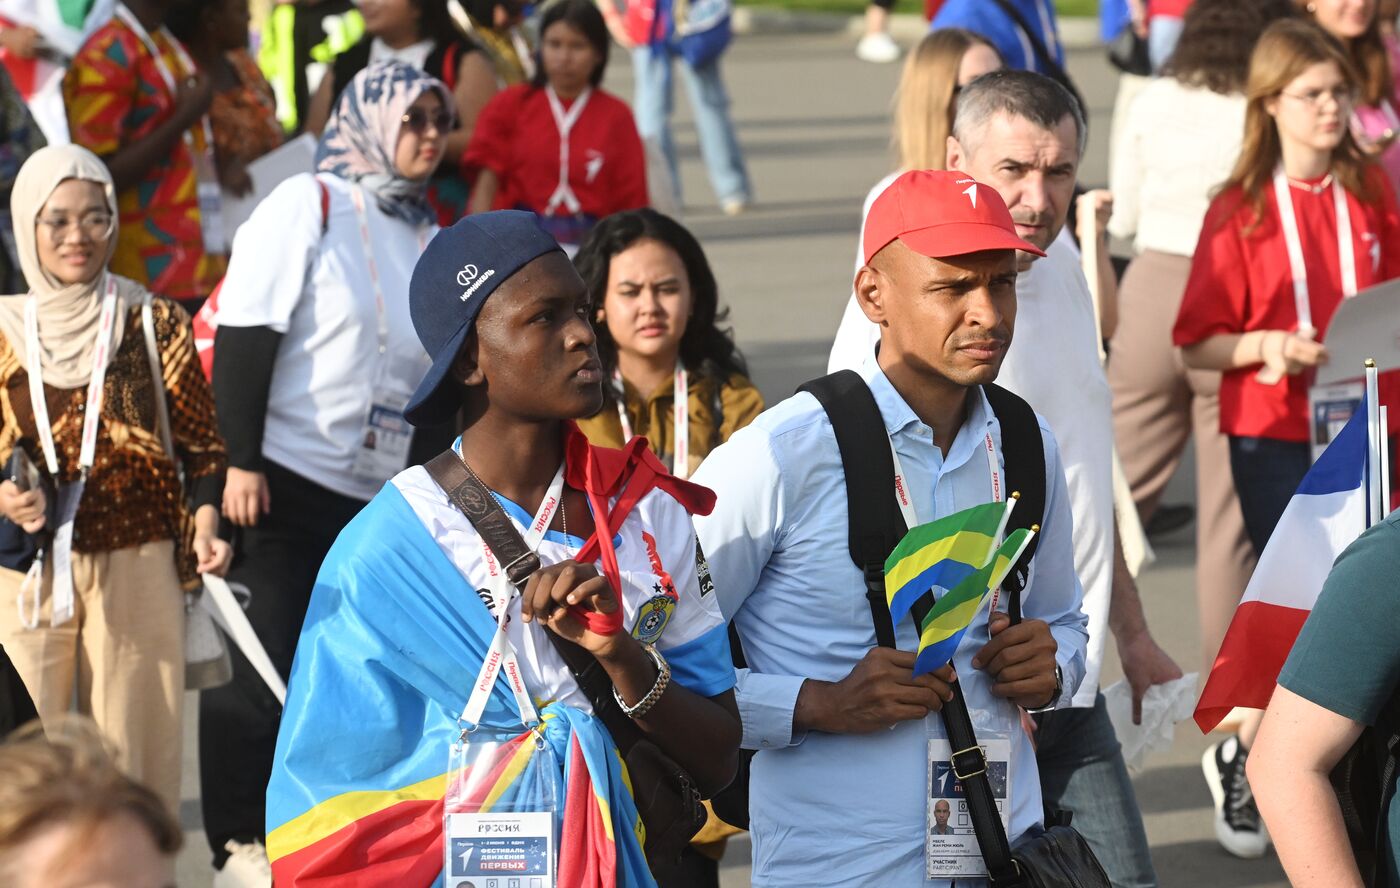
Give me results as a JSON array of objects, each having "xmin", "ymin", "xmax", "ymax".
[
  {"xmin": 983, "ymin": 384, "xmax": 1046, "ymax": 624},
  {"xmin": 797, "ymin": 371, "xmax": 908, "ymax": 647}
]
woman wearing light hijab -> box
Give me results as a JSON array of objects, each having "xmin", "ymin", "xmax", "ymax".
[
  {"xmin": 198, "ymin": 60, "xmax": 456, "ymax": 879},
  {"xmin": 0, "ymin": 143, "xmax": 230, "ymax": 817}
]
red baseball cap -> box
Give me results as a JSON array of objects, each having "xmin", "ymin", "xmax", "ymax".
[{"xmin": 862, "ymin": 169, "xmax": 1045, "ymax": 266}]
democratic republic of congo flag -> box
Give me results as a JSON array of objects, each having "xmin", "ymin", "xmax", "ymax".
[
  {"xmin": 884, "ymin": 501, "xmax": 1011, "ymax": 624},
  {"xmin": 264, "ymin": 425, "xmax": 715, "ymax": 887},
  {"xmin": 912, "ymin": 527, "xmax": 1037, "ymax": 676}
]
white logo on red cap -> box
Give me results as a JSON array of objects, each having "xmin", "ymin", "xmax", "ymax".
[{"xmin": 962, "ymin": 183, "xmax": 978, "ymax": 208}]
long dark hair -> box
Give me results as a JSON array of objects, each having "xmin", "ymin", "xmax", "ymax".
[
  {"xmin": 532, "ymin": 0, "xmax": 609, "ymax": 88},
  {"xmin": 574, "ymin": 209, "xmax": 749, "ymax": 398}
]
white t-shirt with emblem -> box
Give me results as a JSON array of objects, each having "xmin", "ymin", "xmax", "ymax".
[{"xmin": 391, "ymin": 463, "xmax": 735, "ymax": 712}]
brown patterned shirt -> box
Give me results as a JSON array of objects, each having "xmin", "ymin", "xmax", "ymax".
[{"xmin": 0, "ymin": 298, "xmax": 226, "ymax": 566}]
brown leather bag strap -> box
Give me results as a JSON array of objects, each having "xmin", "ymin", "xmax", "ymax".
[{"xmin": 425, "ymin": 451, "xmax": 541, "ymax": 587}]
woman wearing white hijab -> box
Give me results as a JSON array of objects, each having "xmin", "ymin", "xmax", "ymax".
[{"xmin": 0, "ymin": 144, "xmax": 230, "ymax": 816}]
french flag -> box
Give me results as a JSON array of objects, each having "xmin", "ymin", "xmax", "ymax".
[{"xmin": 1194, "ymin": 401, "xmax": 1371, "ymax": 733}]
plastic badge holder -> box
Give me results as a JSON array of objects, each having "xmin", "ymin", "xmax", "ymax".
[{"xmin": 444, "ymin": 725, "xmax": 560, "ymax": 888}]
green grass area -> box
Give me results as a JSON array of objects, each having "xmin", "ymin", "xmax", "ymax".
[{"xmin": 733, "ymin": 0, "xmax": 1099, "ymax": 18}]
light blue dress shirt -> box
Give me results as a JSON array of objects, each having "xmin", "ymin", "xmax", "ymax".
[{"xmin": 691, "ymin": 357, "xmax": 1089, "ymax": 887}]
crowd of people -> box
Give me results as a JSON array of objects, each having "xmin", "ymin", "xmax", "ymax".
[{"xmin": 0, "ymin": 0, "xmax": 1398, "ymax": 886}]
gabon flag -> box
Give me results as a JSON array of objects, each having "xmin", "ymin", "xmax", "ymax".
[{"xmin": 1194, "ymin": 400, "xmax": 1372, "ymax": 733}]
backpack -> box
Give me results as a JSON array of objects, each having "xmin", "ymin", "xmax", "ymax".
[
  {"xmin": 709, "ymin": 370, "xmax": 1047, "ymax": 830},
  {"xmin": 193, "ymin": 177, "xmax": 331, "ymax": 380},
  {"xmin": 1334, "ymin": 694, "xmax": 1400, "ymax": 887}
]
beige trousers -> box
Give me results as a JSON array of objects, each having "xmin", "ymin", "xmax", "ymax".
[
  {"xmin": 0, "ymin": 540, "xmax": 185, "ymax": 815},
  {"xmin": 1108, "ymin": 250, "xmax": 1258, "ymax": 679}
]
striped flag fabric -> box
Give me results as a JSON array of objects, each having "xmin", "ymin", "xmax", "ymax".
[
  {"xmin": 884, "ymin": 501, "xmax": 1008, "ymax": 624},
  {"xmin": 1193, "ymin": 401, "xmax": 1371, "ymax": 733},
  {"xmin": 913, "ymin": 527, "xmax": 1036, "ymax": 676}
]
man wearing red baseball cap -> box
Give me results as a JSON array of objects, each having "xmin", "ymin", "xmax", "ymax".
[{"xmin": 691, "ymin": 167, "xmax": 1089, "ymax": 885}]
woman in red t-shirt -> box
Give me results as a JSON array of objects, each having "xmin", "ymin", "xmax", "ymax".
[
  {"xmin": 464, "ymin": 0, "xmax": 647, "ymax": 253},
  {"xmin": 1175, "ymin": 18, "xmax": 1400, "ymax": 554}
]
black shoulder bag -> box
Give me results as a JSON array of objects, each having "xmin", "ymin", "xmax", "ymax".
[
  {"xmin": 424, "ymin": 450, "xmax": 707, "ymax": 870},
  {"xmin": 799, "ymin": 370, "xmax": 1111, "ymax": 888}
]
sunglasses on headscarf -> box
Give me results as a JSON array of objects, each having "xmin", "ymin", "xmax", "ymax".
[{"xmin": 401, "ymin": 108, "xmax": 455, "ymax": 135}]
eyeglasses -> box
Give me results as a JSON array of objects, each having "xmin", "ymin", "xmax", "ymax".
[
  {"xmin": 400, "ymin": 108, "xmax": 454, "ymax": 136},
  {"xmin": 37, "ymin": 211, "xmax": 114, "ymax": 242},
  {"xmin": 1280, "ymin": 86, "xmax": 1357, "ymax": 109}
]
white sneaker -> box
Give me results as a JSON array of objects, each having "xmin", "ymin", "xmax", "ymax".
[
  {"xmin": 856, "ymin": 32, "xmax": 901, "ymax": 63},
  {"xmin": 720, "ymin": 197, "xmax": 749, "ymax": 217},
  {"xmin": 1202, "ymin": 737, "xmax": 1272, "ymax": 859},
  {"xmin": 214, "ymin": 839, "xmax": 272, "ymax": 888}
]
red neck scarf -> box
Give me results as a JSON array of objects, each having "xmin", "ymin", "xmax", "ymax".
[{"xmin": 562, "ymin": 421, "xmax": 715, "ymax": 635}]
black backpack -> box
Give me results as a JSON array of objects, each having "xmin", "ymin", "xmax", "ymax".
[
  {"xmin": 1334, "ymin": 695, "xmax": 1400, "ymax": 887},
  {"xmin": 710, "ymin": 370, "xmax": 1047, "ymax": 829}
]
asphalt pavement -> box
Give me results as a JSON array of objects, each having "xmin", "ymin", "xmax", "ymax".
[{"xmin": 173, "ymin": 26, "xmax": 1291, "ymax": 887}]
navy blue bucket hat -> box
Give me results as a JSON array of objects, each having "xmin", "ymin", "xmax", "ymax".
[{"xmin": 404, "ymin": 211, "xmax": 563, "ymax": 426}]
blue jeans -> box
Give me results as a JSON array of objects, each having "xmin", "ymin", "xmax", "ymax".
[
  {"xmin": 1147, "ymin": 16, "xmax": 1184, "ymax": 73},
  {"xmin": 1227, "ymin": 435, "xmax": 1312, "ymax": 555},
  {"xmin": 631, "ymin": 45, "xmax": 751, "ymax": 206},
  {"xmin": 1034, "ymin": 692, "xmax": 1158, "ymax": 888}
]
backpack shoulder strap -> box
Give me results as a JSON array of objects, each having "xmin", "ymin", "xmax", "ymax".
[
  {"xmin": 796, "ymin": 370, "xmax": 907, "ymax": 648},
  {"xmin": 982, "ymin": 383, "xmax": 1045, "ymax": 620}
]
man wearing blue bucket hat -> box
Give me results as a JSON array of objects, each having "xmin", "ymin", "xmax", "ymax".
[{"xmin": 266, "ymin": 211, "xmax": 740, "ymax": 886}]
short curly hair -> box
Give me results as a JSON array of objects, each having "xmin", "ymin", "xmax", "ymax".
[{"xmin": 1161, "ymin": 0, "xmax": 1299, "ymax": 95}]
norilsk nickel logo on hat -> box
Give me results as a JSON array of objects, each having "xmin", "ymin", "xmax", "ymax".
[{"xmin": 457, "ymin": 263, "xmax": 495, "ymax": 301}]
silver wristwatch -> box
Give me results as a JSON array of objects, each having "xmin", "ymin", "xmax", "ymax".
[
  {"xmin": 1024, "ymin": 664, "xmax": 1063, "ymax": 715},
  {"xmin": 613, "ymin": 642, "xmax": 671, "ymax": 719}
]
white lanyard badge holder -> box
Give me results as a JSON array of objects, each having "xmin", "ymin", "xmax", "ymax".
[
  {"xmin": 115, "ymin": 4, "xmax": 226, "ymax": 256},
  {"xmin": 444, "ymin": 465, "xmax": 566, "ymax": 886},
  {"xmin": 614, "ymin": 366, "xmax": 690, "ymax": 480},
  {"xmin": 1271, "ymin": 168, "xmax": 1369, "ymax": 455},
  {"xmin": 886, "ymin": 428, "xmax": 1017, "ymax": 880},
  {"xmin": 16, "ymin": 278, "xmax": 120, "ymax": 629},
  {"xmin": 348, "ymin": 186, "xmax": 428, "ymax": 482}
]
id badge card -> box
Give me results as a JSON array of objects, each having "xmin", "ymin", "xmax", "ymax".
[
  {"xmin": 1308, "ymin": 381, "xmax": 1365, "ymax": 463},
  {"xmin": 445, "ymin": 726, "xmax": 558, "ymax": 888},
  {"xmin": 351, "ymin": 393, "xmax": 414, "ymax": 481},
  {"xmin": 193, "ymin": 148, "xmax": 228, "ymax": 255},
  {"xmin": 926, "ymin": 736, "xmax": 1012, "ymax": 880}
]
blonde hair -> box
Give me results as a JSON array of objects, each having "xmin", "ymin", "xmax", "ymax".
[
  {"xmin": 0, "ymin": 716, "xmax": 181, "ymax": 880},
  {"xmin": 1222, "ymin": 18, "xmax": 1375, "ymax": 228},
  {"xmin": 893, "ymin": 28, "xmax": 1001, "ymax": 172}
]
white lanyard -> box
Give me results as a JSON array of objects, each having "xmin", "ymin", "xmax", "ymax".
[
  {"xmin": 25, "ymin": 277, "xmax": 120, "ymax": 478},
  {"xmin": 113, "ymin": 4, "xmax": 216, "ymax": 163},
  {"xmin": 543, "ymin": 86, "xmax": 592, "ymax": 217},
  {"xmin": 1272, "ymin": 166, "xmax": 1356, "ymax": 337},
  {"xmin": 459, "ymin": 464, "xmax": 566, "ymax": 730},
  {"xmin": 614, "ymin": 366, "xmax": 689, "ymax": 479},
  {"xmin": 887, "ymin": 426, "xmax": 1001, "ymax": 530},
  {"xmin": 348, "ymin": 185, "xmax": 430, "ymax": 385}
]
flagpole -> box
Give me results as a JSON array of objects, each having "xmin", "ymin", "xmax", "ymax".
[
  {"xmin": 1383, "ymin": 405, "xmax": 1392, "ymax": 519},
  {"xmin": 992, "ymin": 491, "xmax": 1019, "ymax": 549},
  {"xmin": 1367, "ymin": 359, "xmax": 1382, "ymax": 527}
]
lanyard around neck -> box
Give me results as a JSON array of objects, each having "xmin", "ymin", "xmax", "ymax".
[
  {"xmin": 886, "ymin": 415, "xmax": 1001, "ymax": 530},
  {"xmin": 1272, "ymin": 166, "xmax": 1356, "ymax": 337},
  {"xmin": 544, "ymin": 86, "xmax": 593, "ymax": 217},
  {"xmin": 614, "ymin": 365, "xmax": 689, "ymax": 479},
  {"xmin": 459, "ymin": 461, "xmax": 566, "ymax": 730},
  {"xmin": 348, "ymin": 185, "xmax": 429, "ymax": 383},
  {"xmin": 25, "ymin": 277, "xmax": 121, "ymax": 478}
]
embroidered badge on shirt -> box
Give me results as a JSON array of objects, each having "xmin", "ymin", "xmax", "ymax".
[{"xmin": 695, "ymin": 537, "xmax": 715, "ymax": 598}]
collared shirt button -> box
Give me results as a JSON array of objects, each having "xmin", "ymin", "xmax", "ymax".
[{"xmin": 761, "ymin": 739, "xmax": 771, "ymax": 747}]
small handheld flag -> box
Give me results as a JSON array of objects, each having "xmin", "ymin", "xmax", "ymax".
[
  {"xmin": 912, "ymin": 527, "xmax": 1037, "ymax": 676},
  {"xmin": 884, "ymin": 500, "xmax": 1009, "ymax": 624}
]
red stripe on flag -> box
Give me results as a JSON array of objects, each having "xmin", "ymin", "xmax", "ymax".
[
  {"xmin": 1194, "ymin": 600, "xmax": 1311, "ymax": 733},
  {"xmin": 558, "ymin": 735, "xmax": 617, "ymax": 888},
  {"xmin": 269, "ymin": 797, "xmax": 444, "ymax": 887}
]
